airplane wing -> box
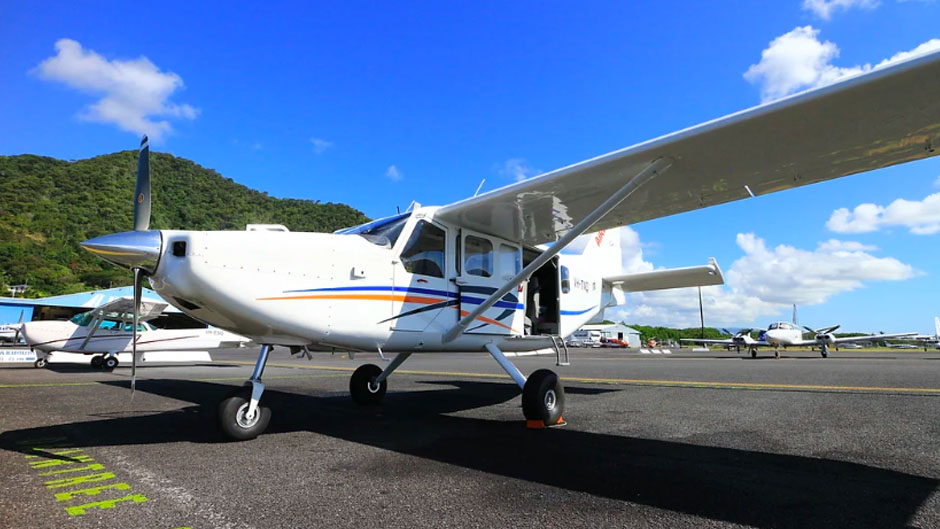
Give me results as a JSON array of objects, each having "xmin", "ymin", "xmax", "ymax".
[
  {"xmin": 434, "ymin": 51, "xmax": 940, "ymax": 246},
  {"xmin": 679, "ymin": 338, "xmax": 733, "ymax": 345},
  {"xmin": 605, "ymin": 258, "xmax": 723, "ymax": 292},
  {"xmin": 833, "ymin": 332, "xmax": 918, "ymax": 344}
]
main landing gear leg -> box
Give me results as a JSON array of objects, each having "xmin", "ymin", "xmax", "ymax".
[
  {"xmin": 485, "ymin": 343, "xmax": 565, "ymax": 428},
  {"xmin": 350, "ymin": 352, "xmax": 412, "ymax": 405},
  {"xmin": 820, "ymin": 344, "xmax": 829, "ymax": 358},
  {"xmin": 219, "ymin": 344, "xmax": 273, "ymax": 441}
]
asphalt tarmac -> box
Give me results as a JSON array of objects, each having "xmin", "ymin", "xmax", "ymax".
[{"xmin": 1, "ymin": 347, "xmax": 938, "ymax": 529}]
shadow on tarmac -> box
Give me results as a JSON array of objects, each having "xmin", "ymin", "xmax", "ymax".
[{"xmin": 0, "ymin": 378, "xmax": 935, "ymax": 529}]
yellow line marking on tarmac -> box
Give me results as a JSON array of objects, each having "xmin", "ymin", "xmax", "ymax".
[{"xmin": 232, "ymin": 361, "xmax": 940, "ymax": 394}]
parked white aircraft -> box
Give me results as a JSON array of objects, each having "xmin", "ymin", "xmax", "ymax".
[
  {"xmin": 20, "ymin": 298, "xmax": 251, "ymax": 369},
  {"xmin": 81, "ymin": 49, "xmax": 940, "ymax": 440},
  {"xmin": 901, "ymin": 317, "xmax": 940, "ymax": 351},
  {"xmin": 0, "ymin": 310, "xmax": 24, "ymax": 343},
  {"xmin": 761, "ymin": 323, "xmax": 916, "ymax": 358}
]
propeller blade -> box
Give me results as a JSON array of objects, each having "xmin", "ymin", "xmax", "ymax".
[
  {"xmin": 133, "ymin": 136, "xmax": 151, "ymax": 231},
  {"xmin": 13, "ymin": 310, "xmax": 23, "ymax": 342},
  {"xmin": 131, "ymin": 268, "xmax": 142, "ymax": 394},
  {"xmin": 803, "ymin": 325, "xmax": 816, "ymax": 334},
  {"xmin": 828, "ymin": 324, "xmax": 841, "ymax": 334}
]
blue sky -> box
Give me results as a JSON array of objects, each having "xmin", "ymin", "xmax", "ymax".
[{"xmin": 1, "ymin": 1, "xmax": 939, "ymax": 333}]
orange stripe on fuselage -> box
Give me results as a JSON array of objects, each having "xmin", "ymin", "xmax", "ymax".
[
  {"xmin": 256, "ymin": 294, "xmax": 442, "ymax": 305},
  {"xmin": 257, "ymin": 293, "xmax": 518, "ymax": 333}
]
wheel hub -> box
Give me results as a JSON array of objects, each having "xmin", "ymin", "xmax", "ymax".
[
  {"xmin": 544, "ymin": 389, "xmax": 556, "ymax": 411},
  {"xmin": 235, "ymin": 403, "xmax": 259, "ymax": 428},
  {"xmin": 367, "ymin": 379, "xmax": 381, "ymax": 393}
]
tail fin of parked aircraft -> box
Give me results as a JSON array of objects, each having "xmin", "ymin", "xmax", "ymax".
[
  {"xmin": 935, "ymin": 316, "xmax": 939, "ymax": 337},
  {"xmin": 792, "ymin": 304, "xmax": 798, "ymax": 326}
]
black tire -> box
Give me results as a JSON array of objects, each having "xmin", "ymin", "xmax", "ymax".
[
  {"xmin": 522, "ymin": 369, "xmax": 565, "ymax": 425},
  {"xmin": 751, "ymin": 349, "xmax": 757, "ymax": 359},
  {"xmin": 33, "ymin": 358, "xmax": 47, "ymax": 368},
  {"xmin": 90, "ymin": 355, "xmax": 104, "ymax": 368},
  {"xmin": 821, "ymin": 349, "xmax": 828, "ymax": 358},
  {"xmin": 350, "ymin": 364, "xmax": 387, "ymax": 405},
  {"xmin": 218, "ymin": 388, "xmax": 271, "ymax": 441},
  {"xmin": 103, "ymin": 356, "xmax": 119, "ymax": 370}
]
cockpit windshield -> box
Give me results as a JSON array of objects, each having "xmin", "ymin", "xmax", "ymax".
[
  {"xmin": 69, "ymin": 312, "xmax": 94, "ymax": 327},
  {"xmin": 336, "ymin": 213, "xmax": 410, "ymax": 248}
]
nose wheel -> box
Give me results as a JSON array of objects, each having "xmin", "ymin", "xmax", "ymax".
[{"xmin": 218, "ymin": 387, "xmax": 271, "ymax": 441}]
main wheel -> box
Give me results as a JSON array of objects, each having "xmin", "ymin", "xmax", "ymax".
[
  {"xmin": 90, "ymin": 355, "xmax": 104, "ymax": 368},
  {"xmin": 103, "ymin": 356, "xmax": 119, "ymax": 370},
  {"xmin": 34, "ymin": 358, "xmax": 47, "ymax": 368},
  {"xmin": 522, "ymin": 369, "xmax": 565, "ymax": 425},
  {"xmin": 350, "ymin": 364, "xmax": 386, "ymax": 405},
  {"xmin": 218, "ymin": 388, "xmax": 271, "ymax": 441}
]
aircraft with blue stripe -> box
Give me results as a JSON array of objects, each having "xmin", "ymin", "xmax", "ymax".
[{"xmin": 80, "ymin": 49, "xmax": 940, "ymax": 439}]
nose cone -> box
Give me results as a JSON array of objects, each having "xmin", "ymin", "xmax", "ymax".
[{"xmin": 81, "ymin": 230, "xmax": 163, "ymax": 273}]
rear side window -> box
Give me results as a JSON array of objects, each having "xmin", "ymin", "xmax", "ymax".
[
  {"xmin": 400, "ymin": 221, "xmax": 445, "ymax": 278},
  {"xmin": 465, "ymin": 236, "xmax": 493, "ymax": 277},
  {"xmin": 560, "ymin": 266, "xmax": 570, "ymax": 294}
]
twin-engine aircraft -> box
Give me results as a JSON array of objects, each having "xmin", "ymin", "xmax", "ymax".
[
  {"xmin": 684, "ymin": 321, "xmax": 916, "ymax": 358},
  {"xmin": 19, "ymin": 298, "xmax": 251, "ymax": 369},
  {"xmin": 81, "ymin": 49, "xmax": 940, "ymax": 440}
]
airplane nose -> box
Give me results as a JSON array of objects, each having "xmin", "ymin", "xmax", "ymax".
[{"xmin": 81, "ymin": 230, "xmax": 163, "ymax": 273}]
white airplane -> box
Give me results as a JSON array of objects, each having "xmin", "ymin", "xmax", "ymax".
[
  {"xmin": 681, "ymin": 329, "xmax": 765, "ymax": 356},
  {"xmin": 0, "ymin": 310, "xmax": 25, "ymax": 343},
  {"xmin": 901, "ymin": 317, "xmax": 940, "ymax": 351},
  {"xmin": 80, "ymin": 49, "xmax": 940, "ymax": 440},
  {"xmin": 761, "ymin": 323, "xmax": 916, "ymax": 358},
  {"xmin": 20, "ymin": 297, "xmax": 252, "ymax": 369}
]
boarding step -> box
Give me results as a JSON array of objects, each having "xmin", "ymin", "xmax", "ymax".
[{"xmin": 550, "ymin": 335, "xmax": 570, "ymax": 366}]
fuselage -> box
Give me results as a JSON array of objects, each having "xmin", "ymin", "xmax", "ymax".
[
  {"xmin": 760, "ymin": 322, "xmax": 805, "ymax": 347},
  {"xmin": 146, "ymin": 207, "xmax": 613, "ymax": 353},
  {"xmin": 21, "ymin": 320, "xmax": 249, "ymax": 354}
]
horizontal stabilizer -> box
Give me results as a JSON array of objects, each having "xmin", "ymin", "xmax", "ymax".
[{"xmin": 604, "ymin": 258, "xmax": 723, "ymax": 292}]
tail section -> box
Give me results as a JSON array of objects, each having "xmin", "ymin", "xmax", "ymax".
[
  {"xmin": 935, "ymin": 316, "xmax": 939, "ymax": 337},
  {"xmin": 582, "ymin": 228, "xmax": 621, "ymax": 278}
]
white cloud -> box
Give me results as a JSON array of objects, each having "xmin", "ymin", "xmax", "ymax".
[
  {"xmin": 743, "ymin": 28, "xmax": 940, "ymax": 102},
  {"xmin": 496, "ymin": 158, "xmax": 539, "ymax": 182},
  {"xmin": 385, "ymin": 165, "xmax": 403, "ymax": 182},
  {"xmin": 607, "ymin": 231, "xmax": 915, "ymax": 327},
  {"xmin": 310, "ymin": 138, "xmax": 334, "ymax": 154},
  {"xmin": 802, "ymin": 0, "xmax": 879, "ymax": 20},
  {"xmin": 827, "ymin": 192, "xmax": 940, "ymax": 234},
  {"xmin": 32, "ymin": 39, "xmax": 198, "ymax": 142}
]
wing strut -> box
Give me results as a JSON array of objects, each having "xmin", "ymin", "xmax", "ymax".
[{"xmin": 442, "ymin": 157, "xmax": 672, "ymax": 343}]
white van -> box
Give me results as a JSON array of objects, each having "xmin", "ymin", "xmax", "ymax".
[{"xmin": 571, "ymin": 329, "xmax": 603, "ymax": 347}]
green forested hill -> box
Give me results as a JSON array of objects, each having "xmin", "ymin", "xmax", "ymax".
[{"xmin": 0, "ymin": 151, "xmax": 369, "ymax": 296}]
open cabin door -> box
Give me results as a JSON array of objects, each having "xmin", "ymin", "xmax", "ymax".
[{"xmin": 455, "ymin": 229, "xmax": 525, "ymax": 335}]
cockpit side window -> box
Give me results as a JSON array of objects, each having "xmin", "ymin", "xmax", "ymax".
[
  {"xmin": 400, "ymin": 221, "xmax": 445, "ymax": 278},
  {"xmin": 560, "ymin": 265, "xmax": 570, "ymax": 294}
]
